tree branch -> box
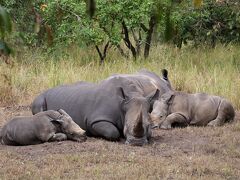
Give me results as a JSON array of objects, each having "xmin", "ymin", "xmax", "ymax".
[
  {"xmin": 116, "ymin": 44, "xmax": 129, "ymax": 59},
  {"xmin": 95, "ymin": 41, "xmax": 111, "ymax": 65},
  {"xmin": 95, "ymin": 45, "xmax": 103, "ymax": 63},
  {"xmin": 144, "ymin": 15, "xmax": 156, "ymax": 59},
  {"xmin": 122, "ymin": 21, "xmax": 137, "ymax": 59},
  {"xmin": 140, "ymin": 23, "xmax": 149, "ymax": 32}
]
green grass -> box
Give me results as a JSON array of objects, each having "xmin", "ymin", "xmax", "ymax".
[{"xmin": 0, "ymin": 44, "xmax": 239, "ymax": 109}]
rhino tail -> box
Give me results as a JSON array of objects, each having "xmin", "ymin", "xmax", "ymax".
[
  {"xmin": 31, "ymin": 94, "xmax": 47, "ymax": 115},
  {"xmin": 161, "ymin": 69, "xmax": 168, "ymax": 81}
]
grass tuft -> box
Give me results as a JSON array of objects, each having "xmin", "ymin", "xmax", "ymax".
[{"xmin": 0, "ymin": 44, "xmax": 239, "ymax": 109}]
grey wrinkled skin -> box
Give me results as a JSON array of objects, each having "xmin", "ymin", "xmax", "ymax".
[
  {"xmin": 108, "ymin": 69, "xmax": 172, "ymax": 101},
  {"xmin": 0, "ymin": 109, "xmax": 86, "ymax": 146},
  {"xmin": 32, "ymin": 69, "xmax": 172, "ymax": 146},
  {"xmin": 151, "ymin": 91, "xmax": 235, "ymax": 129}
]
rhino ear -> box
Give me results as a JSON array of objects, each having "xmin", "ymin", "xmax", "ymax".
[
  {"xmin": 117, "ymin": 87, "xmax": 130, "ymax": 101},
  {"xmin": 161, "ymin": 69, "xmax": 168, "ymax": 81},
  {"xmin": 146, "ymin": 89, "xmax": 160, "ymax": 104},
  {"xmin": 161, "ymin": 91, "xmax": 174, "ymax": 103},
  {"xmin": 58, "ymin": 109, "xmax": 72, "ymax": 119},
  {"xmin": 51, "ymin": 118, "xmax": 65, "ymax": 125}
]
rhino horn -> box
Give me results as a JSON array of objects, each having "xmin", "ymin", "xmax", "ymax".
[{"xmin": 133, "ymin": 106, "xmax": 144, "ymax": 137}]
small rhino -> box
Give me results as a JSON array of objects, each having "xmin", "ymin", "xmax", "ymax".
[
  {"xmin": 151, "ymin": 91, "xmax": 235, "ymax": 129},
  {"xmin": 0, "ymin": 109, "xmax": 86, "ymax": 145}
]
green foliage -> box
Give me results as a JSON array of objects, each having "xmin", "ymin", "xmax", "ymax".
[
  {"xmin": 2, "ymin": 0, "xmax": 240, "ymax": 59},
  {"xmin": 0, "ymin": 5, "xmax": 12, "ymax": 55},
  {"xmin": 43, "ymin": 0, "xmax": 154, "ymax": 47},
  {"xmin": 41, "ymin": 0, "xmax": 160, "ymax": 61},
  {"xmin": 173, "ymin": 0, "xmax": 240, "ymax": 47},
  {"xmin": 0, "ymin": 5, "xmax": 12, "ymax": 38},
  {"xmin": 1, "ymin": 1, "xmax": 34, "ymax": 46}
]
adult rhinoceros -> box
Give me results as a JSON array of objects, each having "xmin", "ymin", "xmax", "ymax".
[
  {"xmin": 32, "ymin": 69, "xmax": 172, "ymax": 146},
  {"xmin": 108, "ymin": 69, "xmax": 172, "ymax": 99}
]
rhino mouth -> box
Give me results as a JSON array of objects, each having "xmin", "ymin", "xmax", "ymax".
[
  {"xmin": 125, "ymin": 136, "xmax": 148, "ymax": 146},
  {"xmin": 67, "ymin": 132, "xmax": 87, "ymax": 142},
  {"xmin": 151, "ymin": 124, "xmax": 159, "ymax": 129}
]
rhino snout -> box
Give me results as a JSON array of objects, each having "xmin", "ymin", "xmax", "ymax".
[
  {"xmin": 68, "ymin": 121, "xmax": 86, "ymax": 135},
  {"xmin": 75, "ymin": 128, "xmax": 86, "ymax": 136},
  {"xmin": 125, "ymin": 136, "xmax": 148, "ymax": 146},
  {"xmin": 66, "ymin": 122, "xmax": 86, "ymax": 142},
  {"xmin": 67, "ymin": 131, "xmax": 87, "ymax": 142},
  {"xmin": 150, "ymin": 114, "xmax": 162, "ymax": 127}
]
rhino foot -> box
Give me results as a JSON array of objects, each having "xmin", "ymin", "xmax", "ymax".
[
  {"xmin": 207, "ymin": 120, "xmax": 222, "ymax": 127},
  {"xmin": 160, "ymin": 124, "xmax": 172, "ymax": 130},
  {"xmin": 49, "ymin": 133, "xmax": 67, "ymax": 142}
]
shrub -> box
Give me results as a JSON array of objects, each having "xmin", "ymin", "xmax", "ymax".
[{"xmin": 172, "ymin": 0, "xmax": 240, "ymax": 47}]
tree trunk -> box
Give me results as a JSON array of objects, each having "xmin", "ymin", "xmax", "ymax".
[
  {"xmin": 116, "ymin": 45, "xmax": 129, "ymax": 59},
  {"xmin": 95, "ymin": 41, "xmax": 110, "ymax": 65},
  {"xmin": 144, "ymin": 15, "xmax": 156, "ymax": 59},
  {"xmin": 122, "ymin": 21, "xmax": 137, "ymax": 59}
]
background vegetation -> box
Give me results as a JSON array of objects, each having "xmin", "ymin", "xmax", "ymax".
[
  {"xmin": 0, "ymin": 1, "xmax": 240, "ymax": 179},
  {"xmin": 0, "ymin": 44, "xmax": 239, "ymax": 110},
  {"xmin": 1, "ymin": 0, "xmax": 240, "ymax": 61},
  {"xmin": 0, "ymin": 0, "xmax": 239, "ymax": 109}
]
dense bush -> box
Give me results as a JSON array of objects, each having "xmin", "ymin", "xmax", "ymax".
[
  {"xmin": 0, "ymin": 5, "xmax": 12, "ymax": 56},
  {"xmin": 1, "ymin": 0, "xmax": 240, "ymax": 59},
  {"xmin": 172, "ymin": 0, "xmax": 240, "ymax": 47}
]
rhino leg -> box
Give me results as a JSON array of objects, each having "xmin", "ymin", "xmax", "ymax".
[
  {"xmin": 48, "ymin": 133, "xmax": 67, "ymax": 142},
  {"xmin": 207, "ymin": 99, "xmax": 235, "ymax": 126},
  {"xmin": 160, "ymin": 113, "xmax": 188, "ymax": 129},
  {"xmin": 90, "ymin": 121, "xmax": 120, "ymax": 141}
]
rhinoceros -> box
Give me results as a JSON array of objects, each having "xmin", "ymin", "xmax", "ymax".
[
  {"xmin": 32, "ymin": 70, "xmax": 172, "ymax": 146},
  {"xmin": 0, "ymin": 109, "xmax": 86, "ymax": 145},
  {"xmin": 151, "ymin": 91, "xmax": 235, "ymax": 129},
  {"xmin": 108, "ymin": 69, "xmax": 172, "ymax": 99}
]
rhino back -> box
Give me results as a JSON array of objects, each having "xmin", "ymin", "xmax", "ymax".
[
  {"xmin": 107, "ymin": 71, "xmax": 171, "ymax": 97},
  {"xmin": 137, "ymin": 69, "xmax": 172, "ymax": 91},
  {"xmin": 43, "ymin": 82, "xmax": 95, "ymax": 129},
  {"xmin": 189, "ymin": 93, "xmax": 221, "ymax": 125},
  {"xmin": 43, "ymin": 81, "xmax": 123, "ymax": 131},
  {"xmin": 1, "ymin": 117, "xmax": 44, "ymax": 145}
]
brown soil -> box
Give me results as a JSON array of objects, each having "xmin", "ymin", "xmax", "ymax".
[{"xmin": 0, "ymin": 105, "xmax": 240, "ymax": 179}]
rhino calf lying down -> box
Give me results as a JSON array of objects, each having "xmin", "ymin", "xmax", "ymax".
[
  {"xmin": 0, "ymin": 109, "xmax": 86, "ymax": 145},
  {"xmin": 151, "ymin": 91, "xmax": 235, "ymax": 129}
]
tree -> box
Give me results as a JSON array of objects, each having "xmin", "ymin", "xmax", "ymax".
[
  {"xmin": 171, "ymin": 0, "xmax": 240, "ymax": 48},
  {"xmin": 41, "ymin": 0, "xmax": 164, "ymax": 63},
  {"xmin": 0, "ymin": 5, "xmax": 12, "ymax": 58}
]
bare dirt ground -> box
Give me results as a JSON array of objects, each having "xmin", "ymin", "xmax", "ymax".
[{"xmin": 0, "ymin": 105, "xmax": 240, "ymax": 179}]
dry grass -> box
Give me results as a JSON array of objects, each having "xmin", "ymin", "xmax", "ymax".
[
  {"xmin": 0, "ymin": 107, "xmax": 239, "ymax": 179},
  {"xmin": 1, "ymin": 44, "xmax": 239, "ymax": 108},
  {"xmin": 0, "ymin": 44, "xmax": 240, "ymax": 179}
]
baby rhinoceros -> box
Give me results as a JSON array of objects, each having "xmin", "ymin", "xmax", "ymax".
[
  {"xmin": 151, "ymin": 91, "xmax": 235, "ymax": 129},
  {"xmin": 0, "ymin": 109, "xmax": 86, "ymax": 145}
]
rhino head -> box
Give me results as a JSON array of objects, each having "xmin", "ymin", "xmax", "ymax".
[
  {"xmin": 51, "ymin": 109, "xmax": 86, "ymax": 142},
  {"xmin": 119, "ymin": 87, "xmax": 159, "ymax": 146},
  {"xmin": 150, "ymin": 91, "xmax": 175, "ymax": 128}
]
